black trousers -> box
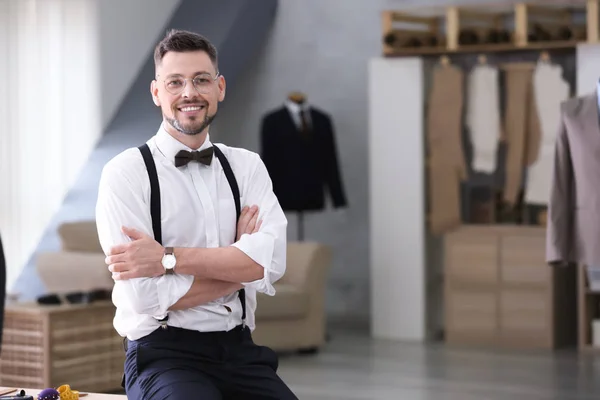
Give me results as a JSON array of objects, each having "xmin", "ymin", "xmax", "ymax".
[{"xmin": 123, "ymin": 325, "xmax": 298, "ymax": 399}]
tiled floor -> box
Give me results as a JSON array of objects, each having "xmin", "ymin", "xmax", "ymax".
[{"xmin": 277, "ymin": 329, "xmax": 600, "ymax": 400}]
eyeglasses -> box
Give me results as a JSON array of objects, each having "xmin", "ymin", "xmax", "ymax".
[{"xmin": 162, "ymin": 72, "xmax": 220, "ymax": 95}]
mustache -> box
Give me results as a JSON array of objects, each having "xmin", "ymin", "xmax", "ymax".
[{"xmin": 175, "ymin": 100, "xmax": 207, "ymax": 107}]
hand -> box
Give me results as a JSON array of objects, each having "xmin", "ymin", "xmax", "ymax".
[
  {"xmin": 236, "ymin": 205, "xmax": 262, "ymax": 241},
  {"xmin": 105, "ymin": 226, "xmax": 165, "ymax": 280}
]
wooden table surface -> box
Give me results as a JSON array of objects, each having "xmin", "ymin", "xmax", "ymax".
[{"xmin": 0, "ymin": 387, "xmax": 126, "ymax": 399}]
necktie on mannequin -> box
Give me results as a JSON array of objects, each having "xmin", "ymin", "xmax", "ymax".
[
  {"xmin": 300, "ymin": 109, "xmax": 311, "ymax": 134},
  {"xmin": 174, "ymin": 147, "xmax": 214, "ymax": 167}
]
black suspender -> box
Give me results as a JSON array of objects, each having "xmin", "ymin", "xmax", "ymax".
[
  {"xmin": 138, "ymin": 144, "xmax": 162, "ymax": 244},
  {"xmin": 213, "ymin": 146, "xmax": 246, "ymax": 323},
  {"xmin": 137, "ymin": 143, "xmax": 246, "ymax": 328}
]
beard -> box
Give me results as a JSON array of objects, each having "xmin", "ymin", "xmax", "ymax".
[{"xmin": 165, "ymin": 104, "xmax": 217, "ymax": 136}]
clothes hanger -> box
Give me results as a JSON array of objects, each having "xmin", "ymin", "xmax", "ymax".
[
  {"xmin": 287, "ymin": 91, "xmax": 306, "ymax": 104},
  {"xmin": 439, "ymin": 55, "xmax": 450, "ymax": 67},
  {"xmin": 539, "ymin": 51, "xmax": 551, "ymax": 64}
]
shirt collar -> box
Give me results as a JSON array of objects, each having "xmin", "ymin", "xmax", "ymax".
[
  {"xmin": 285, "ymin": 99, "xmax": 309, "ymax": 114},
  {"xmin": 154, "ymin": 123, "xmax": 213, "ymax": 166}
]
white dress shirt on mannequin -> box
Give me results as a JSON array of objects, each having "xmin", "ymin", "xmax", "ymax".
[
  {"xmin": 525, "ymin": 61, "xmax": 570, "ymax": 205},
  {"xmin": 465, "ymin": 63, "xmax": 501, "ymax": 174},
  {"xmin": 95, "ymin": 125, "xmax": 288, "ymax": 340},
  {"xmin": 284, "ymin": 99, "xmax": 311, "ymax": 130}
]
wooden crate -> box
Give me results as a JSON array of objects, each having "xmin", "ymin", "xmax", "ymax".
[
  {"xmin": 445, "ymin": 6, "xmax": 511, "ymax": 51},
  {"xmin": 514, "ymin": 2, "xmax": 586, "ymax": 47},
  {"xmin": 0, "ymin": 301, "xmax": 124, "ymax": 392},
  {"xmin": 444, "ymin": 225, "xmax": 577, "ymax": 349},
  {"xmin": 381, "ymin": 10, "xmax": 444, "ymax": 55}
]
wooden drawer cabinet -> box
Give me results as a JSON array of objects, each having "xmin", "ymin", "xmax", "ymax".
[
  {"xmin": 444, "ymin": 225, "xmax": 577, "ymax": 349},
  {"xmin": 445, "ymin": 233, "xmax": 497, "ymax": 284}
]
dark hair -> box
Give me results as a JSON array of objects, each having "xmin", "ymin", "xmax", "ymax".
[{"xmin": 153, "ymin": 29, "xmax": 218, "ymax": 72}]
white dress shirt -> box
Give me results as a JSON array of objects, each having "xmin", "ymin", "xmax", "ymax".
[
  {"xmin": 465, "ymin": 63, "xmax": 501, "ymax": 174},
  {"xmin": 524, "ymin": 61, "xmax": 570, "ymax": 205},
  {"xmin": 284, "ymin": 99, "xmax": 311, "ymax": 130},
  {"xmin": 95, "ymin": 124, "xmax": 288, "ymax": 340}
]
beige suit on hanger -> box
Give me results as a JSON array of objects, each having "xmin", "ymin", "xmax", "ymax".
[{"xmin": 426, "ymin": 63, "xmax": 467, "ymax": 235}]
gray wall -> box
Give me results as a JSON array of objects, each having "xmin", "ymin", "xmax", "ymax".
[
  {"xmin": 97, "ymin": 0, "xmax": 181, "ymax": 129},
  {"xmin": 213, "ymin": 0, "xmax": 515, "ymax": 321}
]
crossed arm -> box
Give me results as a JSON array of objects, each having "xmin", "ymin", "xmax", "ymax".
[
  {"xmin": 95, "ymin": 152, "xmax": 287, "ymax": 317},
  {"xmin": 112, "ymin": 207, "xmax": 262, "ymax": 312}
]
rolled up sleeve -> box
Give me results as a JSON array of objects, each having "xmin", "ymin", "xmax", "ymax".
[
  {"xmin": 96, "ymin": 153, "xmax": 193, "ymax": 316},
  {"xmin": 230, "ymin": 154, "xmax": 287, "ymax": 296}
]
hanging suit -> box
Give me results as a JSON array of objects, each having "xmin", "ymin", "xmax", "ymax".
[
  {"xmin": 260, "ymin": 102, "xmax": 347, "ymax": 212},
  {"xmin": 546, "ymin": 90, "xmax": 600, "ymax": 267},
  {"xmin": 525, "ymin": 62, "xmax": 570, "ymax": 206},
  {"xmin": 426, "ymin": 64, "xmax": 467, "ymax": 235}
]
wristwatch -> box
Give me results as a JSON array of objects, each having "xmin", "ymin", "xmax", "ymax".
[{"xmin": 161, "ymin": 247, "xmax": 176, "ymax": 275}]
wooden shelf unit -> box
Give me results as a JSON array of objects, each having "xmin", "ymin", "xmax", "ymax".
[
  {"xmin": 444, "ymin": 225, "xmax": 577, "ymax": 349},
  {"xmin": 382, "ymin": 0, "xmax": 595, "ymax": 57},
  {"xmin": 578, "ymin": 264, "xmax": 600, "ymax": 352}
]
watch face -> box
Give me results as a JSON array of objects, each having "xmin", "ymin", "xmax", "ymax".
[{"xmin": 162, "ymin": 254, "xmax": 176, "ymax": 269}]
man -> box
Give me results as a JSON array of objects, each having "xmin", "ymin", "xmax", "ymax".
[{"xmin": 95, "ymin": 29, "xmax": 296, "ymax": 399}]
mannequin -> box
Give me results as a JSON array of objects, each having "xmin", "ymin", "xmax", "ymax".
[
  {"xmin": 546, "ymin": 80, "xmax": 600, "ymax": 268},
  {"xmin": 260, "ymin": 92, "xmax": 347, "ymax": 241},
  {"xmin": 287, "ymin": 91, "xmax": 306, "ymax": 104}
]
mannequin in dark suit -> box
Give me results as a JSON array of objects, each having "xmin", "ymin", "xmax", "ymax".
[{"xmin": 260, "ymin": 93, "xmax": 347, "ymax": 214}]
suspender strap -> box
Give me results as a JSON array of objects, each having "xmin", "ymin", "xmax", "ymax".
[
  {"xmin": 137, "ymin": 143, "xmax": 246, "ymax": 327},
  {"xmin": 213, "ymin": 145, "xmax": 246, "ymax": 323},
  {"xmin": 138, "ymin": 144, "xmax": 162, "ymax": 245},
  {"xmin": 138, "ymin": 144, "xmax": 168, "ymax": 329}
]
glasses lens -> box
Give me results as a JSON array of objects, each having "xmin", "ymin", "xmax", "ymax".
[
  {"xmin": 165, "ymin": 77, "xmax": 185, "ymax": 94},
  {"xmin": 192, "ymin": 74, "xmax": 214, "ymax": 94}
]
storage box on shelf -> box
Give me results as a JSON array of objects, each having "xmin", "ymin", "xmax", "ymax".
[
  {"xmin": 444, "ymin": 225, "xmax": 577, "ymax": 349},
  {"xmin": 0, "ymin": 301, "xmax": 124, "ymax": 392}
]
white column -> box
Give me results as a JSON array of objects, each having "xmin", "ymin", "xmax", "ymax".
[{"xmin": 368, "ymin": 57, "xmax": 426, "ymax": 341}]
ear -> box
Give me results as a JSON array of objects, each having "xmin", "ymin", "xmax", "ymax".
[
  {"xmin": 218, "ymin": 75, "xmax": 226, "ymax": 102},
  {"xmin": 150, "ymin": 80, "xmax": 160, "ymax": 106}
]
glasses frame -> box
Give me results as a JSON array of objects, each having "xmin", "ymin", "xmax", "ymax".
[{"xmin": 160, "ymin": 71, "xmax": 220, "ymax": 95}]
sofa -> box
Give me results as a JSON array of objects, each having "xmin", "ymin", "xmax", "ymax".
[{"xmin": 35, "ymin": 221, "xmax": 332, "ymax": 353}]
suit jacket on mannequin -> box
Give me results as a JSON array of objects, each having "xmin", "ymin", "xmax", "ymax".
[
  {"xmin": 260, "ymin": 101, "xmax": 347, "ymax": 212},
  {"xmin": 546, "ymin": 91, "xmax": 600, "ymax": 267}
]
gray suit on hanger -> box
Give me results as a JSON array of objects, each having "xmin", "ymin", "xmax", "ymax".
[{"xmin": 547, "ymin": 92, "xmax": 600, "ymax": 267}]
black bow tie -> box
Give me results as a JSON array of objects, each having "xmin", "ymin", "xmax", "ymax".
[{"xmin": 174, "ymin": 147, "xmax": 214, "ymax": 167}]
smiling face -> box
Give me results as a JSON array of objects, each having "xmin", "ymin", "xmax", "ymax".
[{"xmin": 151, "ymin": 50, "xmax": 225, "ymax": 139}]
